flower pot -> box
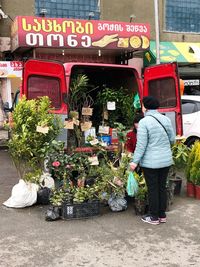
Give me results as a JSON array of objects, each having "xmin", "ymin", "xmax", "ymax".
[
  {"xmin": 186, "ymin": 182, "xmax": 195, "ymax": 198},
  {"xmin": 195, "ymin": 185, "xmax": 200, "ymax": 200},
  {"xmin": 134, "ymin": 198, "xmax": 148, "ymax": 215},
  {"xmin": 169, "ymin": 176, "xmax": 182, "ymax": 195}
]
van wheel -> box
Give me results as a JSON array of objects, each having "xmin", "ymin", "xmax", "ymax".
[{"xmin": 186, "ymin": 137, "xmax": 200, "ymax": 147}]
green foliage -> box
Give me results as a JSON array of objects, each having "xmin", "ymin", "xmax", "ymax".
[
  {"xmin": 23, "ymin": 169, "xmax": 42, "ymax": 185},
  {"xmin": 47, "ymin": 140, "xmax": 90, "ymax": 181},
  {"xmin": 172, "ymin": 140, "xmax": 191, "ymax": 170},
  {"xmin": 8, "ymin": 96, "xmax": 63, "ymax": 179},
  {"xmin": 73, "ymin": 185, "xmax": 98, "ymax": 203},
  {"xmin": 50, "ymin": 188, "xmax": 72, "ymax": 206},
  {"xmin": 134, "ymin": 172, "xmax": 148, "ymax": 201},
  {"xmin": 68, "ymin": 74, "xmax": 89, "ymax": 111},
  {"xmin": 186, "ymin": 141, "xmax": 200, "ymax": 184},
  {"xmin": 114, "ymin": 122, "xmax": 127, "ymax": 143},
  {"xmin": 96, "ymin": 87, "xmax": 135, "ymax": 128}
]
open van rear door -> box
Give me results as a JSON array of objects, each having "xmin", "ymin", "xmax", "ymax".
[
  {"xmin": 22, "ymin": 59, "xmax": 68, "ymax": 114},
  {"xmin": 143, "ymin": 62, "xmax": 183, "ymax": 136}
]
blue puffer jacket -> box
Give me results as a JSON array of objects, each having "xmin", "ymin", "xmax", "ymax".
[{"xmin": 132, "ymin": 110, "xmax": 175, "ymax": 169}]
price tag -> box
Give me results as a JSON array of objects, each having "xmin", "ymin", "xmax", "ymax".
[
  {"xmin": 64, "ymin": 120, "xmax": 74, "ymax": 129},
  {"xmin": 99, "ymin": 125, "xmax": 110, "ymax": 134},
  {"xmin": 82, "ymin": 107, "xmax": 93, "ymax": 116},
  {"xmin": 36, "ymin": 126, "xmax": 49, "ymax": 134},
  {"xmin": 88, "ymin": 156, "xmax": 99, "ymax": 165},
  {"xmin": 90, "ymin": 139, "xmax": 99, "ymax": 145},
  {"xmin": 81, "ymin": 121, "xmax": 92, "ymax": 131},
  {"xmin": 107, "ymin": 101, "xmax": 116, "ymax": 110}
]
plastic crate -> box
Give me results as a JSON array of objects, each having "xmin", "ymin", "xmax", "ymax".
[{"xmin": 62, "ymin": 201, "xmax": 100, "ymax": 220}]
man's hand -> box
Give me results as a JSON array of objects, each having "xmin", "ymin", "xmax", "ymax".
[{"xmin": 129, "ymin": 162, "xmax": 138, "ymax": 171}]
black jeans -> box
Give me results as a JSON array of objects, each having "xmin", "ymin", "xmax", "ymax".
[{"xmin": 142, "ymin": 166, "xmax": 170, "ymax": 219}]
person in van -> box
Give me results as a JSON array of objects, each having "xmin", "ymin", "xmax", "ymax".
[
  {"xmin": 129, "ymin": 96, "xmax": 175, "ymax": 225},
  {"xmin": 125, "ymin": 113, "xmax": 144, "ymax": 153}
]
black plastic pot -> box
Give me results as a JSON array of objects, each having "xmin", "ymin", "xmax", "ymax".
[
  {"xmin": 134, "ymin": 198, "xmax": 148, "ymax": 215},
  {"xmin": 169, "ymin": 176, "xmax": 182, "ymax": 195}
]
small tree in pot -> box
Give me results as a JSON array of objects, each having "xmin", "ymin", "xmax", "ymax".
[{"xmin": 8, "ymin": 96, "xmax": 62, "ymax": 182}]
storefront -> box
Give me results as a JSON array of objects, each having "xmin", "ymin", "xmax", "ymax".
[
  {"xmin": 0, "ymin": 61, "xmax": 22, "ymax": 107},
  {"xmin": 144, "ymin": 41, "xmax": 200, "ymax": 95}
]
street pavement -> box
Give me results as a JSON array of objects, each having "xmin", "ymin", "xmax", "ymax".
[{"xmin": 1, "ymin": 149, "xmax": 200, "ymax": 267}]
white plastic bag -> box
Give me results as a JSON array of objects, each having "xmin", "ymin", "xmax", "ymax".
[
  {"xmin": 3, "ymin": 179, "xmax": 39, "ymax": 208},
  {"xmin": 39, "ymin": 172, "xmax": 55, "ymax": 189}
]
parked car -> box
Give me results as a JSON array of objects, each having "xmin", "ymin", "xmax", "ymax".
[{"xmin": 181, "ymin": 95, "xmax": 200, "ymax": 146}]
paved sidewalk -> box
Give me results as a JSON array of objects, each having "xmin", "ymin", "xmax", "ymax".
[{"xmin": 1, "ymin": 149, "xmax": 200, "ymax": 267}]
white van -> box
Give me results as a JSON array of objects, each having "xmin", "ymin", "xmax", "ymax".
[{"xmin": 181, "ymin": 95, "xmax": 200, "ymax": 146}]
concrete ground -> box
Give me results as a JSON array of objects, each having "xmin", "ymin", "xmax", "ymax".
[{"xmin": 0, "ymin": 149, "xmax": 200, "ymax": 267}]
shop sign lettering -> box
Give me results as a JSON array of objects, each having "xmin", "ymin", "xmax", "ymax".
[
  {"xmin": 11, "ymin": 16, "xmax": 150, "ymax": 51},
  {"xmin": 184, "ymin": 79, "xmax": 199, "ymax": 86}
]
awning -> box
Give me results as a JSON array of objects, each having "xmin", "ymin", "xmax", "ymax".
[{"xmin": 144, "ymin": 41, "xmax": 200, "ymax": 66}]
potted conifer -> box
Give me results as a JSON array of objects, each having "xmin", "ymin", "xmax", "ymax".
[{"xmin": 186, "ymin": 141, "xmax": 200, "ymax": 199}]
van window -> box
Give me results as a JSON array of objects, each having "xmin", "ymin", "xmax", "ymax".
[
  {"xmin": 27, "ymin": 76, "xmax": 61, "ymax": 109},
  {"xmin": 148, "ymin": 77, "xmax": 176, "ymax": 108},
  {"xmin": 181, "ymin": 101, "xmax": 197, "ymax": 114}
]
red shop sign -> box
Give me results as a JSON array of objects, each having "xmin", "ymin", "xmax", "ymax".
[{"xmin": 11, "ymin": 16, "xmax": 150, "ymax": 51}]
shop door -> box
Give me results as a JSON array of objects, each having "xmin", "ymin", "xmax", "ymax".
[
  {"xmin": 22, "ymin": 59, "xmax": 68, "ymax": 114},
  {"xmin": 143, "ymin": 62, "xmax": 183, "ymax": 136}
]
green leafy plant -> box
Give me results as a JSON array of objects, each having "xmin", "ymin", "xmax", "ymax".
[
  {"xmin": 172, "ymin": 140, "xmax": 191, "ymax": 171},
  {"xmin": 23, "ymin": 169, "xmax": 42, "ymax": 185},
  {"xmin": 186, "ymin": 141, "xmax": 200, "ymax": 185},
  {"xmin": 50, "ymin": 188, "xmax": 73, "ymax": 206},
  {"xmin": 8, "ymin": 96, "xmax": 63, "ymax": 180},
  {"xmin": 68, "ymin": 74, "xmax": 89, "ymax": 111},
  {"xmin": 133, "ymin": 172, "xmax": 148, "ymax": 201},
  {"xmin": 96, "ymin": 87, "xmax": 135, "ymax": 128},
  {"xmin": 47, "ymin": 141, "xmax": 90, "ymax": 182}
]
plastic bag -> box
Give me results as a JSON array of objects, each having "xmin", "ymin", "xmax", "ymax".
[
  {"xmin": 133, "ymin": 93, "xmax": 141, "ymax": 109},
  {"xmin": 126, "ymin": 171, "xmax": 139, "ymax": 197},
  {"xmin": 37, "ymin": 187, "xmax": 51, "ymax": 205},
  {"xmin": 108, "ymin": 195, "xmax": 127, "ymax": 212},
  {"xmin": 39, "ymin": 172, "xmax": 55, "ymax": 189},
  {"xmin": 45, "ymin": 206, "xmax": 61, "ymax": 221},
  {"xmin": 3, "ymin": 179, "xmax": 39, "ymax": 208}
]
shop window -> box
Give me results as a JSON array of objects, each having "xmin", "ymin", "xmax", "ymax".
[
  {"xmin": 27, "ymin": 76, "xmax": 61, "ymax": 109},
  {"xmin": 148, "ymin": 77, "xmax": 176, "ymax": 108},
  {"xmin": 165, "ymin": 0, "xmax": 200, "ymax": 33},
  {"xmin": 35, "ymin": 0, "xmax": 100, "ymax": 19}
]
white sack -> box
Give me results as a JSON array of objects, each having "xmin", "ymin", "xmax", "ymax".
[
  {"xmin": 3, "ymin": 179, "xmax": 39, "ymax": 208},
  {"xmin": 40, "ymin": 172, "xmax": 55, "ymax": 189}
]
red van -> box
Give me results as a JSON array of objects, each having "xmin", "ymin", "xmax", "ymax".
[{"xmin": 21, "ymin": 59, "xmax": 182, "ymax": 140}]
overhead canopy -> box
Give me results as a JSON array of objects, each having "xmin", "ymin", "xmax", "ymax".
[{"xmin": 144, "ymin": 41, "xmax": 200, "ymax": 66}]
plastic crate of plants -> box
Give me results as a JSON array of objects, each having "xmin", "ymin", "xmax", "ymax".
[{"xmin": 62, "ymin": 200, "xmax": 100, "ymax": 220}]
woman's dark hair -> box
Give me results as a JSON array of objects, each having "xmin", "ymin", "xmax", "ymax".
[{"xmin": 142, "ymin": 96, "xmax": 160, "ymax": 109}]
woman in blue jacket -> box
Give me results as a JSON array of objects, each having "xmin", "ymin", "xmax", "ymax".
[{"xmin": 130, "ymin": 96, "xmax": 175, "ymax": 225}]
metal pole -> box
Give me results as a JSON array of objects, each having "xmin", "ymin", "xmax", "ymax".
[{"xmin": 154, "ymin": 0, "xmax": 160, "ymax": 64}]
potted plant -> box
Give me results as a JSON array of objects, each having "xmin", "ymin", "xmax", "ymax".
[
  {"xmin": 185, "ymin": 141, "xmax": 199, "ymax": 197},
  {"xmin": 186, "ymin": 141, "xmax": 200, "ymax": 199},
  {"xmin": 134, "ymin": 172, "xmax": 148, "ymax": 215},
  {"xmin": 8, "ymin": 96, "xmax": 62, "ymax": 180},
  {"xmin": 96, "ymin": 86, "xmax": 135, "ymax": 128},
  {"xmin": 114, "ymin": 122, "xmax": 127, "ymax": 156},
  {"xmin": 171, "ymin": 138, "xmax": 191, "ymax": 195}
]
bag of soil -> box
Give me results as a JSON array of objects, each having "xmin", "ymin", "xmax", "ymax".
[
  {"xmin": 37, "ymin": 187, "xmax": 51, "ymax": 205},
  {"xmin": 45, "ymin": 206, "xmax": 61, "ymax": 221}
]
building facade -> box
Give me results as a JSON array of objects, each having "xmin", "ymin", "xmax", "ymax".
[{"xmin": 1, "ymin": 0, "xmax": 200, "ymax": 42}]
